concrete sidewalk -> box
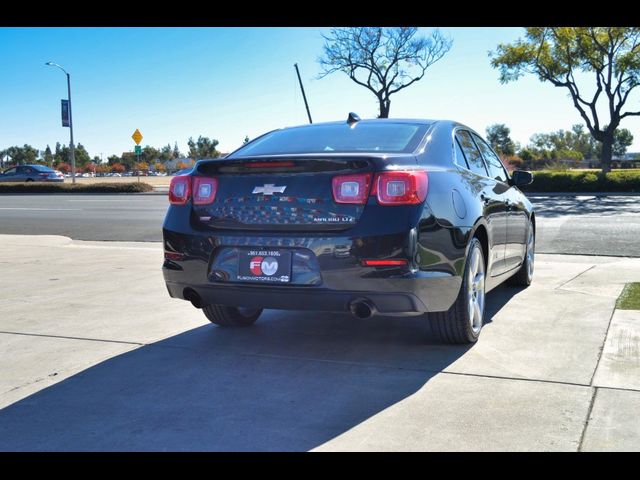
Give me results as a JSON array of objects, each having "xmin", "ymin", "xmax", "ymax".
[{"xmin": 0, "ymin": 234, "xmax": 638, "ymax": 451}]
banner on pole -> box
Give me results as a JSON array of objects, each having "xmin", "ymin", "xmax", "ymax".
[{"xmin": 61, "ymin": 99, "xmax": 70, "ymax": 127}]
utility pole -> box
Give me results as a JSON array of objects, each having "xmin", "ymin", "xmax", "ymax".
[{"xmin": 294, "ymin": 63, "xmax": 313, "ymax": 124}]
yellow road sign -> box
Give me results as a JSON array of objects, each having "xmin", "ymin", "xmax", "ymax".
[{"xmin": 132, "ymin": 129, "xmax": 143, "ymax": 145}]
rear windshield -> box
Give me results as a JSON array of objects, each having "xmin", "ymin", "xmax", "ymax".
[
  {"xmin": 233, "ymin": 122, "xmax": 429, "ymax": 156},
  {"xmin": 31, "ymin": 165, "xmax": 55, "ymax": 172}
]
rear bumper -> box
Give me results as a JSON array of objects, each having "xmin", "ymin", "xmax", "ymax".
[
  {"xmin": 162, "ymin": 225, "xmax": 463, "ymax": 314},
  {"xmin": 165, "ymin": 280, "xmax": 433, "ymax": 315}
]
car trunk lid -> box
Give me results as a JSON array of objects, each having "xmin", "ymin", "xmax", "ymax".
[{"xmin": 191, "ymin": 155, "xmax": 391, "ymax": 231}]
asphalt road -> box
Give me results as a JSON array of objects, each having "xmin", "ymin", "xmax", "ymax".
[{"xmin": 0, "ymin": 193, "xmax": 638, "ymax": 256}]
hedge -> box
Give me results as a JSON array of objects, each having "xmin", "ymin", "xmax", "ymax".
[
  {"xmin": 520, "ymin": 170, "xmax": 640, "ymax": 193},
  {"xmin": 0, "ymin": 182, "xmax": 154, "ymax": 193}
]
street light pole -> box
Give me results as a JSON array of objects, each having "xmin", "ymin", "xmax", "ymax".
[{"xmin": 46, "ymin": 62, "xmax": 76, "ymax": 184}]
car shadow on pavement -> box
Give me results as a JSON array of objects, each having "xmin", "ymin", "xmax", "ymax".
[{"xmin": 0, "ymin": 286, "xmax": 518, "ymax": 452}]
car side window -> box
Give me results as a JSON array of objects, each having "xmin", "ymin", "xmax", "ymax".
[
  {"xmin": 455, "ymin": 130, "xmax": 488, "ymax": 177},
  {"xmin": 16, "ymin": 166, "xmax": 26, "ymax": 174},
  {"xmin": 454, "ymin": 138, "xmax": 469, "ymax": 169},
  {"xmin": 472, "ymin": 134, "xmax": 508, "ymax": 183},
  {"xmin": 3, "ymin": 167, "xmax": 16, "ymax": 175}
]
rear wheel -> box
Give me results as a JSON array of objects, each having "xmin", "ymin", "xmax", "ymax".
[
  {"xmin": 507, "ymin": 219, "xmax": 535, "ymax": 287},
  {"xmin": 429, "ymin": 237, "xmax": 485, "ymax": 344},
  {"xmin": 202, "ymin": 305, "xmax": 262, "ymax": 327}
]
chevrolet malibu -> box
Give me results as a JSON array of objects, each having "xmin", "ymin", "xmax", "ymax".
[{"xmin": 162, "ymin": 116, "xmax": 535, "ymax": 344}]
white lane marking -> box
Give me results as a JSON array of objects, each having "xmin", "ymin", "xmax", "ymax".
[
  {"xmin": 0, "ymin": 208, "xmax": 82, "ymax": 211},
  {"xmin": 65, "ymin": 200, "xmax": 141, "ymax": 202}
]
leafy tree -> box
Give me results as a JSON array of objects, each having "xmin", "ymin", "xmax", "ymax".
[
  {"xmin": 4, "ymin": 145, "xmax": 38, "ymax": 165},
  {"xmin": 486, "ymin": 124, "xmax": 515, "ymax": 156},
  {"xmin": 159, "ymin": 144, "xmax": 173, "ymax": 162},
  {"xmin": 74, "ymin": 143, "xmax": 91, "ymax": 167},
  {"xmin": 43, "ymin": 145, "xmax": 54, "ymax": 166},
  {"xmin": 134, "ymin": 161, "xmax": 149, "ymax": 172},
  {"xmin": 187, "ymin": 136, "xmax": 220, "ymax": 159},
  {"xmin": 95, "ymin": 164, "xmax": 111, "ymax": 175},
  {"xmin": 491, "ymin": 27, "xmax": 640, "ymax": 172},
  {"xmin": 56, "ymin": 162, "xmax": 71, "ymax": 173},
  {"xmin": 154, "ymin": 162, "xmax": 166, "ymax": 173},
  {"xmin": 110, "ymin": 163, "xmax": 125, "ymax": 174},
  {"xmin": 54, "ymin": 142, "xmax": 63, "ymax": 163},
  {"xmin": 120, "ymin": 152, "xmax": 137, "ymax": 170},
  {"xmin": 318, "ymin": 27, "xmax": 452, "ymax": 118},
  {"xmin": 173, "ymin": 142, "xmax": 181, "ymax": 159},
  {"xmin": 176, "ymin": 161, "xmax": 189, "ymax": 170},
  {"xmin": 612, "ymin": 128, "xmax": 634, "ymax": 157},
  {"xmin": 107, "ymin": 155, "xmax": 121, "ymax": 165},
  {"xmin": 141, "ymin": 145, "xmax": 159, "ymax": 163}
]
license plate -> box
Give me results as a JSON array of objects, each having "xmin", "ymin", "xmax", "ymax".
[{"xmin": 238, "ymin": 249, "xmax": 292, "ymax": 283}]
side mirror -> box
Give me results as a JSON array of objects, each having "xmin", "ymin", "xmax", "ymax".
[{"xmin": 510, "ymin": 170, "xmax": 533, "ymax": 187}]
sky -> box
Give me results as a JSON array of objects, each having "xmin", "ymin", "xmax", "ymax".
[{"xmin": 1, "ymin": 27, "xmax": 639, "ymax": 160}]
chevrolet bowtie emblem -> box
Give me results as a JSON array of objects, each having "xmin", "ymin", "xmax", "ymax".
[{"xmin": 252, "ymin": 184, "xmax": 287, "ymax": 195}]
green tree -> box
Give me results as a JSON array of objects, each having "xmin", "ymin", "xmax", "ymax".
[
  {"xmin": 159, "ymin": 144, "xmax": 173, "ymax": 162},
  {"xmin": 55, "ymin": 142, "xmax": 65, "ymax": 163},
  {"xmin": 43, "ymin": 145, "xmax": 54, "ymax": 167},
  {"xmin": 318, "ymin": 27, "xmax": 452, "ymax": 118},
  {"xmin": 138, "ymin": 145, "xmax": 159, "ymax": 164},
  {"xmin": 5, "ymin": 145, "xmax": 38, "ymax": 165},
  {"xmin": 173, "ymin": 142, "xmax": 181, "ymax": 159},
  {"xmin": 612, "ymin": 128, "xmax": 634, "ymax": 157},
  {"xmin": 74, "ymin": 143, "xmax": 91, "ymax": 167},
  {"xmin": 491, "ymin": 27, "xmax": 640, "ymax": 173},
  {"xmin": 107, "ymin": 154, "xmax": 121, "ymax": 165},
  {"xmin": 187, "ymin": 136, "xmax": 221, "ymax": 159},
  {"xmin": 486, "ymin": 124, "xmax": 515, "ymax": 156}
]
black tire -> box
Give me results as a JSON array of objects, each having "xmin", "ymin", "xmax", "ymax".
[
  {"xmin": 25, "ymin": 178, "xmax": 34, "ymax": 182},
  {"xmin": 507, "ymin": 219, "xmax": 535, "ymax": 287},
  {"xmin": 202, "ymin": 304, "xmax": 262, "ymax": 327},
  {"xmin": 429, "ymin": 237, "xmax": 486, "ymax": 344}
]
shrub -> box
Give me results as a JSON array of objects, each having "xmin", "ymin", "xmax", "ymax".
[
  {"xmin": 520, "ymin": 169, "xmax": 640, "ymax": 193},
  {"xmin": 0, "ymin": 182, "xmax": 154, "ymax": 194}
]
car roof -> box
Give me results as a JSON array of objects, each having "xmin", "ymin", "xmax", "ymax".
[{"xmin": 276, "ymin": 118, "xmax": 435, "ymax": 131}]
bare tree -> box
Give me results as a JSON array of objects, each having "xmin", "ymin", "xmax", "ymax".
[{"xmin": 318, "ymin": 27, "xmax": 452, "ymax": 118}]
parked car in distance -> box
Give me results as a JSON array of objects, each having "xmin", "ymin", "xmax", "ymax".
[
  {"xmin": 162, "ymin": 116, "xmax": 535, "ymax": 344},
  {"xmin": 0, "ymin": 164, "xmax": 64, "ymax": 183}
]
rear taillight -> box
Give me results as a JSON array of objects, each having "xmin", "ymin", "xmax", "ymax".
[
  {"xmin": 169, "ymin": 175, "xmax": 191, "ymax": 205},
  {"xmin": 193, "ymin": 177, "xmax": 218, "ymax": 205},
  {"xmin": 332, "ymin": 173, "xmax": 372, "ymax": 204},
  {"xmin": 372, "ymin": 171, "xmax": 428, "ymax": 205}
]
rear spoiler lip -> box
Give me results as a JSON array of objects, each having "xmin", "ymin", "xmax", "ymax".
[{"xmin": 195, "ymin": 153, "xmax": 420, "ymax": 175}]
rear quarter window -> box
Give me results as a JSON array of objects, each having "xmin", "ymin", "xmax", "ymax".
[
  {"xmin": 472, "ymin": 134, "xmax": 508, "ymax": 183},
  {"xmin": 455, "ymin": 130, "xmax": 488, "ymax": 177}
]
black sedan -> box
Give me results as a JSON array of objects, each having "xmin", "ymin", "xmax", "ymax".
[
  {"xmin": 162, "ymin": 116, "xmax": 534, "ymax": 344},
  {"xmin": 0, "ymin": 165, "xmax": 64, "ymax": 182}
]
